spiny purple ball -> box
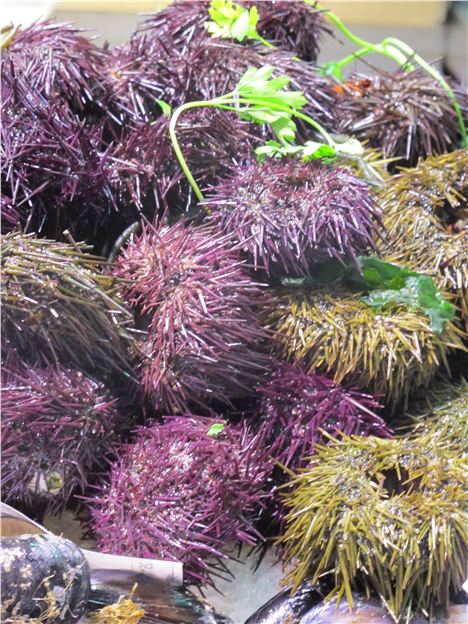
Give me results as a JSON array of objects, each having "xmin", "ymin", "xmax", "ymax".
[
  {"xmin": 108, "ymin": 108, "xmax": 262, "ymax": 217},
  {"xmin": 257, "ymin": 362, "xmax": 392, "ymax": 474},
  {"xmin": 1, "ymin": 360, "xmax": 122, "ymax": 513},
  {"xmin": 336, "ymin": 69, "xmax": 468, "ymax": 166},
  {"xmin": 137, "ymin": 0, "xmax": 330, "ymax": 61},
  {"xmin": 1, "ymin": 79, "xmax": 113, "ymax": 239},
  {"xmin": 204, "ymin": 159, "xmax": 383, "ymax": 275},
  {"xmin": 113, "ymin": 222, "xmax": 269, "ymax": 413},
  {"xmin": 1, "ymin": 20, "xmax": 106, "ymax": 117},
  {"xmin": 90, "ymin": 416, "xmax": 273, "ymax": 586}
]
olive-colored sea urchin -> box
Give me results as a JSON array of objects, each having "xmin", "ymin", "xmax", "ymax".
[
  {"xmin": 376, "ymin": 149, "xmax": 468, "ymax": 323},
  {"xmin": 90, "ymin": 416, "xmax": 273, "ymax": 586},
  {"xmin": 205, "ymin": 159, "xmax": 382, "ymax": 275},
  {"xmin": 279, "ymin": 381, "xmax": 468, "ymax": 621},
  {"xmin": 267, "ymin": 287, "xmax": 465, "ymax": 405},
  {"xmin": 1, "ymin": 357, "xmax": 123, "ymax": 512},
  {"xmin": 113, "ymin": 222, "xmax": 268, "ymax": 413},
  {"xmin": 336, "ymin": 68, "xmax": 468, "ymax": 166},
  {"xmin": 1, "ymin": 233, "xmax": 135, "ymax": 382}
]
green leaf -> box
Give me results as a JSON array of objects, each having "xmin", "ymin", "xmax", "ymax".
[
  {"xmin": 355, "ymin": 257, "xmax": 455, "ymax": 334},
  {"xmin": 205, "ymin": 0, "xmax": 261, "ymax": 43},
  {"xmin": 302, "ymin": 142, "xmax": 337, "ymax": 163},
  {"xmin": 156, "ymin": 99, "xmax": 172, "ymax": 116},
  {"xmin": 334, "ymin": 137, "xmax": 364, "ymax": 157},
  {"xmin": 319, "ymin": 61, "xmax": 344, "ymax": 81},
  {"xmin": 207, "ymin": 423, "xmax": 226, "ymax": 437}
]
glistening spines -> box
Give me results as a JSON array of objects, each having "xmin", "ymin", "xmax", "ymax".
[
  {"xmin": 1, "ymin": 20, "xmax": 106, "ymax": 117},
  {"xmin": 90, "ymin": 415, "xmax": 274, "ymax": 586},
  {"xmin": 1, "ymin": 358, "xmax": 123, "ymax": 513},
  {"xmin": 256, "ymin": 361, "xmax": 391, "ymax": 475},
  {"xmin": 335, "ymin": 68, "xmax": 468, "ymax": 166},
  {"xmin": 1, "ymin": 232, "xmax": 136, "ymax": 382},
  {"xmin": 376, "ymin": 149, "xmax": 468, "ymax": 323},
  {"xmin": 113, "ymin": 221, "xmax": 269, "ymax": 413},
  {"xmin": 278, "ymin": 386, "xmax": 468, "ymax": 621},
  {"xmin": 137, "ymin": 0, "xmax": 330, "ymax": 61},
  {"xmin": 1, "ymin": 79, "xmax": 114, "ymax": 239},
  {"xmin": 266, "ymin": 287, "xmax": 465, "ymax": 405},
  {"xmin": 204, "ymin": 159, "xmax": 383, "ymax": 276}
]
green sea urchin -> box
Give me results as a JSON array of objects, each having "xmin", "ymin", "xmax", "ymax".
[
  {"xmin": 1, "ymin": 233, "xmax": 135, "ymax": 382},
  {"xmin": 90, "ymin": 415, "xmax": 273, "ymax": 586},
  {"xmin": 279, "ymin": 383, "xmax": 468, "ymax": 621},
  {"xmin": 267, "ymin": 287, "xmax": 465, "ymax": 405},
  {"xmin": 376, "ymin": 149, "xmax": 468, "ymax": 322}
]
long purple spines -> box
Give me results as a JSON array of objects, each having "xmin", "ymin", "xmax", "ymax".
[
  {"xmin": 90, "ymin": 416, "xmax": 273, "ymax": 586},
  {"xmin": 205, "ymin": 159, "xmax": 383, "ymax": 275},
  {"xmin": 257, "ymin": 361, "xmax": 392, "ymax": 473},
  {"xmin": 113, "ymin": 222, "xmax": 269, "ymax": 412},
  {"xmin": 1, "ymin": 360, "xmax": 122, "ymax": 512}
]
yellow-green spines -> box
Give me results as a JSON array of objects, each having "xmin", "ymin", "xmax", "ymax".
[
  {"xmin": 377, "ymin": 149, "xmax": 468, "ymax": 321},
  {"xmin": 267, "ymin": 288, "xmax": 465, "ymax": 405},
  {"xmin": 279, "ymin": 391, "xmax": 468, "ymax": 621}
]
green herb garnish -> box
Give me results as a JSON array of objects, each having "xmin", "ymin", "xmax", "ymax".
[
  {"xmin": 205, "ymin": 0, "xmax": 274, "ymax": 48},
  {"xmin": 207, "ymin": 423, "xmax": 226, "ymax": 437}
]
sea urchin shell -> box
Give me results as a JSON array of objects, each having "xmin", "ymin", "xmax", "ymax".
[
  {"xmin": 90, "ymin": 416, "xmax": 273, "ymax": 586},
  {"xmin": 205, "ymin": 159, "xmax": 382, "ymax": 275},
  {"xmin": 113, "ymin": 222, "xmax": 268, "ymax": 412}
]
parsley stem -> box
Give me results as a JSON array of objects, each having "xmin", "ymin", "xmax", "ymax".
[
  {"xmin": 255, "ymin": 34, "xmax": 275, "ymax": 49},
  {"xmin": 169, "ymin": 93, "xmax": 336, "ymax": 204},
  {"xmin": 310, "ymin": 1, "xmax": 467, "ymax": 145}
]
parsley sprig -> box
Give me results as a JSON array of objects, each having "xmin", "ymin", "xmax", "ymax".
[
  {"xmin": 205, "ymin": 0, "xmax": 274, "ymax": 48},
  {"xmin": 168, "ymin": 65, "xmax": 364, "ymax": 202}
]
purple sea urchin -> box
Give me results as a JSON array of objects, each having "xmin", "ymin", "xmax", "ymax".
[
  {"xmin": 113, "ymin": 222, "xmax": 268, "ymax": 413},
  {"xmin": 1, "ymin": 359, "xmax": 122, "ymax": 512},
  {"xmin": 336, "ymin": 68, "xmax": 468, "ymax": 166},
  {"xmin": 1, "ymin": 79, "xmax": 114, "ymax": 240},
  {"xmin": 1, "ymin": 233, "xmax": 135, "ymax": 382},
  {"xmin": 257, "ymin": 362, "xmax": 391, "ymax": 474},
  {"xmin": 204, "ymin": 159, "xmax": 382, "ymax": 275},
  {"xmin": 376, "ymin": 149, "xmax": 468, "ymax": 323},
  {"xmin": 90, "ymin": 416, "xmax": 273, "ymax": 586},
  {"xmin": 1, "ymin": 20, "xmax": 105, "ymax": 117},
  {"xmin": 109, "ymin": 108, "xmax": 262, "ymax": 217},
  {"xmin": 138, "ymin": 0, "xmax": 330, "ymax": 61},
  {"xmin": 267, "ymin": 287, "xmax": 465, "ymax": 405}
]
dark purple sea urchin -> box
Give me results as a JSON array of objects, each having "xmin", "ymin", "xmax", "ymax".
[
  {"xmin": 1, "ymin": 359, "xmax": 122, "ymax": 513},
  {"xmin": 257, "ymin": 362, "xmax": 391, "ymax": 474},
  {"xmin": 205, "ymin": 159, "xmax": 383, "ymax": 275},
  {"xmin": 137, "ymin": 0, "xmax": 330, "ymax": 61},
  {"xmin": 113, "ymin": 222, "xmax": 268, "ymax": 413},
  {"xmin": 91, "ymin": 416, "xmax": 273, "ymax": 586},
  {"xmin": 1, "ymin": 79, "xmax": 114, "ymax": 239},
  {"xmin": 336, "ymin": 68, "xmax": 468, "ymax": 166},
  {"xmin": 1, "ymin": 20, "xmax": 105, "ymax": 117}
]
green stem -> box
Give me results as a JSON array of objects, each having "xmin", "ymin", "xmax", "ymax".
[
  {"xmin": 311, "ymin": 2, "xmax": 467, "ymax": 146},
  {"xmin": 255, "ymin": 34, "xmax": 275, "ymax": 49},
  {"xmin": 168, "ymin": 101, "xmax": 212, "ymax": 203},
  {"xmin": 169, "ymin": 94, "xmax": 336, "ymax": 203},
  {"xmin": 382, "ymin": 37, "xmax": 467, "ymax": 145}
]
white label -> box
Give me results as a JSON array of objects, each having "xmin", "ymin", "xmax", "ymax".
[{"xmin": 0, "ymin": 502, "xmax": 183, "ymax": 585}]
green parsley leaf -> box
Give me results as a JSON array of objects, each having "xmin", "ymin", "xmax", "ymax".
[
  {"xmin": 205, "ymin": 0, "xmax": 260, "ymax": 43},
  {"xmin": 207, "ymin": 423, "xmax": 226, "ymax": 437}
]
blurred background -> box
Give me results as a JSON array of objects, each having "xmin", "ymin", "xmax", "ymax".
[{"xmin": 2, "ymin": 1, "xmax": 467, "ymax": 82}]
